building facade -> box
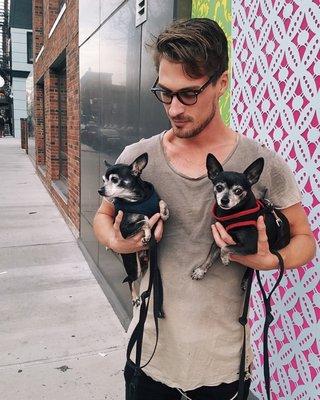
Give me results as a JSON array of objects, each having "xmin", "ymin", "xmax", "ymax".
[
  {"xmin": 0, "ymin": 0, "xmax": 12, "ymax": 134},
  {"xmin": 9, "ymin": 0, "xmax": 32, "ymax": 138},
  {"xmin": 32, "ymin": 0, "xmax": 80, "ymax": 232}
]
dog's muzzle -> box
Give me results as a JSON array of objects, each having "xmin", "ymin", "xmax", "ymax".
[{"xmin": 98, "ymin": 187, "xmax": 105, "ymax": 196}]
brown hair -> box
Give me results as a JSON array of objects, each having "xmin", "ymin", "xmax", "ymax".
[{"xmin": 151, "ymin": 18, "xmax": 228, "ymax": 82}]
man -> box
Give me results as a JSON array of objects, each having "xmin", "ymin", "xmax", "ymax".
[{"xmin": 93, "ymin": 18, "xmax": 315, "ymax": 400}]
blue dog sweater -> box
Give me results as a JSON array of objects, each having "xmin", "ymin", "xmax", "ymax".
[{"xmin": 114, "ymin": 182, "xmax": 160, "ymax": 218}]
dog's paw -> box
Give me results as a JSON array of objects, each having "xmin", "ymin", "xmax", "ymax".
[
  {"xmin": 220, "ymin": 247, "xmax": 230, "ymax": 265},
  {"xmin": 241, "ymin": 278, "xmax": 248, "ymax": 292},
  {"xmin": 191, "ymin": 267, "xmax": 206, "ymax": 280},
  {"xmin": 132, "ymin": 297, "xmax": 141, "ymax": 307},
  {"xmin": 137, "ymin": 250, "xmax": 149, "ymax": 266},
  {"xmin": 159, "ymin": 200, "xmax": 170, "ymax": 221},
  {"xmin": 141, "ymin": 236, "xmax": 151, "ymax": 245}
]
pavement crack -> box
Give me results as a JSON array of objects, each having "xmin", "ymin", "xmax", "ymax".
[{"xmin": 0, "ymin": 346, "xmax": 125, "ymax": 370}]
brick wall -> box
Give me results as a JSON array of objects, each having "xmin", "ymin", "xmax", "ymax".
[
  {"xmin": 32, "ymin": 0, "xmax": 44, "ymax": 58},
  {"xmin": 34, "ymin": 83, "xmax": 45, "ymax": 165},
  {"xmin": 33, "ymin": 0, "xmax": 80, "ymax": 231}
]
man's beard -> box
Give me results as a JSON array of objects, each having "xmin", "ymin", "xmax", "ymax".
[{"xmin": 171, "ymin": 104, "xmax": 217, "ymax": 139}]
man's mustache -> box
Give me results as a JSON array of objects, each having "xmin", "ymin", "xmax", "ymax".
[{"xmin": 171, "ymin": 117, "xmax": 193, "ymax": 123}]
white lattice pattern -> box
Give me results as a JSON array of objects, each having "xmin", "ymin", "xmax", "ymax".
[{"xmin": 231, "ymin": 0, "xmax": 320, "ymax": 399}]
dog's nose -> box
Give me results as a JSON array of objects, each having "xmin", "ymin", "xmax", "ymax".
[
  {"xmin": 221, "ymin": 198, "xmax": 229, "ymax": 206},
  {"xmin": 98, "ymin": 188, "xmax": 105, "ymax": 196}
]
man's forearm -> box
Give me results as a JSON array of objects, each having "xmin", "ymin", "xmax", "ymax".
[
  {"xmin": 93, "ymin": 212, "xmax": 115, "ymax": 248},
  {"xmin": 279, "ymin": 233, "xmax": 316, "ymax": 270}
]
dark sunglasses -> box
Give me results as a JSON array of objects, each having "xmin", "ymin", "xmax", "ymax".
[{"xmin": 150, "ymin": 75, "xmax": 216, "ymax": 106}]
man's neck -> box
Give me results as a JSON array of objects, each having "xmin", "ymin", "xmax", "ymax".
[{"xmin": 162, "ymin": 119, "xmax": 238, "ymax": 179}]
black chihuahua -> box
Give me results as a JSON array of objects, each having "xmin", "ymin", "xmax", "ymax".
[
  {"xmin": 191, "ymin": 153, "xmax": 290, "ymax": 280},
  {"xmin": 98, "ymin": 153, "xmax": 169, "ymax": 306}
]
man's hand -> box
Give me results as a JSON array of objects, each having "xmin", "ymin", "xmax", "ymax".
[
  {"xmin": 211, "ymin": 216, "xmax": 279, "ymax": 271},
  {"xmin": 109, "ymin": 211, "xmax": 164, "ymax": 254}
]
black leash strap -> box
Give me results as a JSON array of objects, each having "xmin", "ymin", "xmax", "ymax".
[
  {"xmin": 126, "ymin": 236, "xmax": 164, "ymax": 398},
  {"xmin": 237, "ymin": 267, "xmax": 254, "ymax": 400},
  {"xmin": 237, "ymin": 251, "xmax": 284, "ymax": 400},
  {"xmin": 256, "ymin": 251, "xmax": 284, "ymax": 400}
]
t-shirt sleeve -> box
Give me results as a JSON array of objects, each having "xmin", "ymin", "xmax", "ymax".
[
  {"xmin": 115, "ymin": 146, "xmax": 130, "ymax": 164},
  {"xmin": 267, "ymin": 152, "xmax": 302, "ymax": 209},
  {"xmin": 115, "ymin": 139, "xmax": 146, "ymax": 165}
]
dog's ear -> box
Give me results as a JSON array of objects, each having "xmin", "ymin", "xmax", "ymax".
[
  {"xmin": 206, "ymin": 153, "xmax": 223, "ymax": 181},
  {"xmin": 243, "ymin": 157, "xmax": 264, "ymax": 186},
  {"xmin": 104, "ymin": 160, "xmax": 112, "ymax": 168},
  {"xmin": 131, "ymin": 153, "xmax": 148, "ymax": 176}
]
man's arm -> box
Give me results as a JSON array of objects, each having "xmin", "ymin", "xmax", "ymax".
[
  {"xmin": 93, "ymin": 199, "xmax": 163, "ymax": 254},
  {"xmin": 212, "ymin": 202, "xmax": 316, "ymax": 270}
]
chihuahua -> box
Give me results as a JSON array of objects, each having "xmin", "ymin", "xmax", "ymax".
[
  {"xmin": 98, "ymin": 153, "xmax": 169, "ymax": 306},
  {"xmin": 191, "ymin": 154, "xmax": 290, "ymax": 281}
]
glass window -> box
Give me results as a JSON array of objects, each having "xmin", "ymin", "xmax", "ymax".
[
  {"xmin": 57, "ymin": 66, "xmax": 68, "ymax": 182},
  {"xmin": 27, "ymin": 32, "xmax": 33, "ymax": 63}
]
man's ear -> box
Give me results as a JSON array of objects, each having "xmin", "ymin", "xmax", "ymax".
[
  {"xmin": 131, "ymin": 153, "xmax": 148, "ymax": 176},
  {"xmin": 218, "ymin": 71, "xmax": 229, "ymax": 98},
  {"xmin": 206, "ymin": 153, "xmax": 223, "ymax": 181},
  {"xmin": 243, "ymin": 158, "xmax": 264, "ymax": 186}
]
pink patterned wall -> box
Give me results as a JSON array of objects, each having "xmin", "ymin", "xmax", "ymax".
[{"xmin": 231, "ymin": 0, "xmax": 319, "ymax": 399}]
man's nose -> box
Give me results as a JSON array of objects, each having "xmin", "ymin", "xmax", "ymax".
[{"xmin": 168, "ymin": 96, "xmax": 185, "ymax": 118}]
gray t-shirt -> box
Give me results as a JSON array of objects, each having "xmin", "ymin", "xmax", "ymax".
[{"xmin": 117, "ymin": 132, "xmax": 301, "ymax": 391}]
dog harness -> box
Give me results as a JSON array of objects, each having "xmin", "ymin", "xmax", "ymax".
[
  {"xmin": 114, "ymin": 182, "xmax": 160, "ymax": 218},
  {"xmin": 212, "ymin": 199, "xmax": 263, "ymax": 232}
]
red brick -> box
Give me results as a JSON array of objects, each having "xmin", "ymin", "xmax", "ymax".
[{"xmin": 33, "ymin": 0, "xmax": 80, "ymax": 231}]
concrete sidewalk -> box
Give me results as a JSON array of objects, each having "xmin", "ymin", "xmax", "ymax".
[{"xmin": 0, "ymin": 137, "xmax": 126, "ymax": 400}]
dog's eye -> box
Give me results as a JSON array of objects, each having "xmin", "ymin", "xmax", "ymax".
[
  {"xmin": 216, "ymin": 184, "xmax": 224, "ymax": 192},
  {"xmin": 234, "ymin": 188, "xmax": 243, "ymax": 195},
  {"xmin": 110, "ymin": 176, "xmax": 119, "ymax": 184}
]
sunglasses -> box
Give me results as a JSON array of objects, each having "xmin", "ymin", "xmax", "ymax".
[{"xmin": 150, "ymin": 75, "xmax": 216, "ymax": 106}]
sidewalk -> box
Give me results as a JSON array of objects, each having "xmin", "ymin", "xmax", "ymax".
[{"xmin": 0, "ymin": 137, "xmax": 126, "ymax": 400}]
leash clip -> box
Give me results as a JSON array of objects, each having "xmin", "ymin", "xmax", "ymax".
[
  {"xmin": 262, "ymin": 198, "xmax": 283, "ymax": 227},
  {"xmin": 272, "ymin": 210, "xmax": 283, "ymax": 227}
]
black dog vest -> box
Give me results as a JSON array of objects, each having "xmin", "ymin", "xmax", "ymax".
[{"xmin": 114, "ymin": 182, "xmax": 160, "ymax": 218}]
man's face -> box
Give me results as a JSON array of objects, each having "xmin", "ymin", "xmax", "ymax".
[{"xmin": 157, "ymin": 59, "xmax": 225, "ymax": 139}]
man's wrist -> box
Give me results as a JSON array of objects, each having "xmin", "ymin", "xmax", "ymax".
[{"xmin": 270, "ymin": 251, "xmax": 284, "ymax": 270}]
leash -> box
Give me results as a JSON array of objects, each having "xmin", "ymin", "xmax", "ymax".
[
  {"xmin": 126, "ymin": 234, "xmax": 164, "ymax": 399},
  {"xmin": 238, "ymin": 251, "xmax": 284, "ymax": 400},
  {"xmin": 238, "ymin": 267, "xmax": 254, "ymax": 400},
  {"xmin": 256, "ymin": 251, "xmax": 284, "ymax": 400}
]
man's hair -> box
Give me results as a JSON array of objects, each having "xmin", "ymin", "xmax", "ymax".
[{"xmin": 152, "ymin": 18, "xmax": 228, "ymax": 83}]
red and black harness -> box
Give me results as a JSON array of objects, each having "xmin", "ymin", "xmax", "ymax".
[
  {"xmin": 213, "ymin": 199, "xmax": 286, "ymax": 400},
  {"xmin": 212, "ymin": 199, "xmax": 264, "ymax": 233}
]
